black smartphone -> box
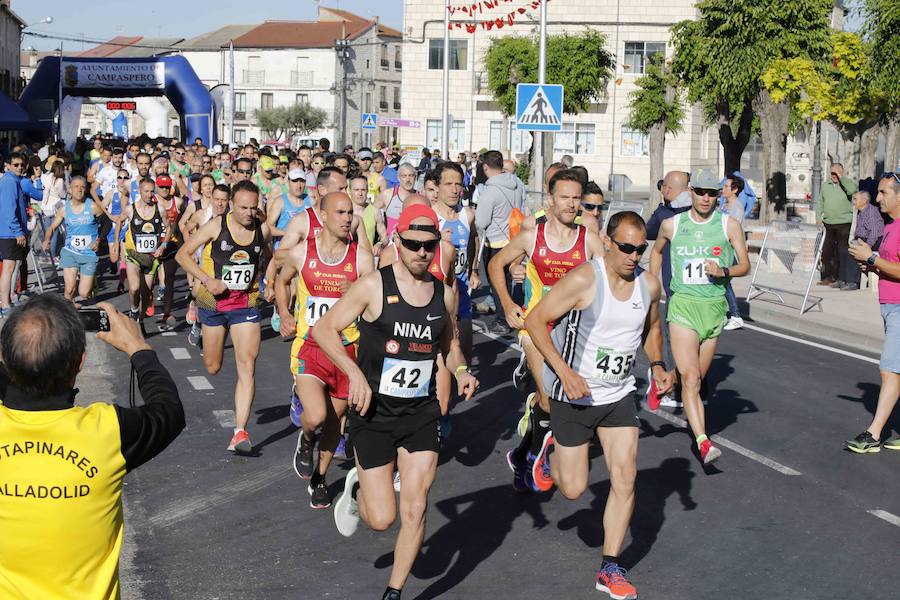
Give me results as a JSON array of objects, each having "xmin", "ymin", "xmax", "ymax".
[{"xmin": 78, "ymin": 308, "xmax": 110, "ymax": 332}]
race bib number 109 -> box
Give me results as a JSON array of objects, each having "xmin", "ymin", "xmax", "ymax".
[
  {"xmin": 379, "ymin": 358, "xmax": 433, "ymax": 398},
  {"xmin": 134, "ymin": 234, "xmax": 157, "ymax": 253}
]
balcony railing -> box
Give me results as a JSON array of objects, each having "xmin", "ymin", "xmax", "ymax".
[
  {"xmin": 242, "ymin": 70, "xmax": 265, "ymax": 85},
  {"xmin": 379, "ymin": 100, "xmax": 388, "ymax": 110},
  {"xmin": 380, "ymin": 58, "xmax": 389, "ymax": 69},
  {"xmin": 234, "ymin": 111, "xmax": 246, "ymax": 120},
  {"xmin": 394, "ymin": 61, "xmax": 402, "ymax": 70},
  {"xmin": 393, "ymin": 102, "xmax": 401, "ymax": 110},
  {"xmin": 290, "ymin": 70, "xmax": 314, "ymax": 86}
]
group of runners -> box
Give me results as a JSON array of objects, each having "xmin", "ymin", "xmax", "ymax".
[{"xmin": 39, "ymin": 135, "xmax": 757, "ymax": 600}]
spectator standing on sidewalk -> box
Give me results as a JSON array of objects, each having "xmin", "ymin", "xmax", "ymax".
[
  {"xmin": 816, "ymin": 163, "xmax": 857, "ymax": 287},
  {"xmin": 721, "ymin": 174, "xmax": 746, "ymax": 330},
  {"xmin": 475, "ymin": 150, "xmax": 518, "ymax": 335},
  {"xmin": 839, "ymin": 191, "xmax": 884, "ymax": 291},
  {"xmin": 846, "ymin": 172, "xmax": 900, "ymax": 453}
]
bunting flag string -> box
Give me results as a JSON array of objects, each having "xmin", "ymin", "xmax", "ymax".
[{"xmin": 447, "ymin": 0, "xmax": 549, "ymax": 33}]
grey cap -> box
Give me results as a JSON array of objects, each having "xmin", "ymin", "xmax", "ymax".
[
  {"xmin": 287, "ymin": 168, "xmax": 306, "ymax": 181},
  {"xmin": 357, "ymin": 150, "xmax": 374, "ymax": 160},
  {"xmin": 689, "ymin": 168, "xmax": 722, "ymax": 190}
]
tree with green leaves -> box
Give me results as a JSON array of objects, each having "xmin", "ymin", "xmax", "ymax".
[
  {"xmin": 626, "ymin": 54, "xmax": 684, "ymax": 206},
  {"xmin": 484, "ymin": 31, "xmax": 613, "ymax": 189},
  {"xmin": 254, "ymin": 103, "xmax": 329, "ymax": 143},
  {"xmin": 672, "ymin": 0, "xmax": 833, "ymax": 222},
  {"xmin": 864, "ymin": 0, "xmax": 900, "ymax": 172}
]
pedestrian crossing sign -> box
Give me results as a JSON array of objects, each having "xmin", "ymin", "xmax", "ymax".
[
  {"xmin": 362, "ymin": 113, "xmax": 378, "ymax": 130},
  {"xmin": 516, "ymin": 84, "xmax": 564, "ymax": 132}
]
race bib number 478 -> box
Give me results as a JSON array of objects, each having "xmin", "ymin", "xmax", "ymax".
[
  {"xmin": 379, "ymin": 358, "xmax": 433, "ymax": 398},
  {"xmin": 221, "ymin": 264, "xmax": 255, "ymax": 290}
]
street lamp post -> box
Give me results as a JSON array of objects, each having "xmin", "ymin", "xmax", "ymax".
[
  {"xmin": 533, "ymin": 0, "xmax": 548, "ymax": 196},
  {"xmin": 20, "ymin": 16, "xmax": 53, "ymax": 43}
]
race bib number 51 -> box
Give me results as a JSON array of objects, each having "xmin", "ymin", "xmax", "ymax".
[
  {"xmin": 379, "ymin": 358, "xmax": 433, "ymax": 398},
  {"xmin": 593, "ymin": 348, "xmax": 636, "ymax": 382},
  {"xmin": 70, "ymin": 235, "xmax": 92, "ymax": 250}
]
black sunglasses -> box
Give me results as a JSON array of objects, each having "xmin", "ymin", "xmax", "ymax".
[
  {"xmin": 582, "ymin": 202, "xmax": 602, "ymax": 212},
  {"xmin": 399, "ymin": 236, "xmax": 439, "ymax": 253},
  {"xmin": 693, "ymin": 188, "xmax": 720, "ymax": 197},
  {"xmin": 882, "ymin": 172, "xmax": 900, "ymax": 183},
  {"xmin": 236, "ymin": 168, "xmax": 253, "ymax": 175},
  {"xmin": 117, "ymin": 176, "xmax": 129, "ymax": 180},
  {"xmin": 610, "ymin": 238, "xmax": 648, "ymax": 256}
]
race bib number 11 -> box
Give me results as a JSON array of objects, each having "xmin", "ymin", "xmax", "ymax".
[
  {"xmin": 683, "ymin": 259, "xmax": 711, "ymax": 285},
  {"xmin": 379, "ymin": 358, "xmax": 433, "ymax": 398}
]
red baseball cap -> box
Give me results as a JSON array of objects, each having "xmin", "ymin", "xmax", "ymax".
[
  {"xmin": 155, "ymin": 174, "xmax": 173, "ymax": 188},
  {"xmin": 397, "ymin": 204, "xmax": 439, "ymax": 235}
]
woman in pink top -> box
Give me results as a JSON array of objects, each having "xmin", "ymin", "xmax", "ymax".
[{"xmin": 847, "ymin": 172, "xmax": 900, "ymax": 452}]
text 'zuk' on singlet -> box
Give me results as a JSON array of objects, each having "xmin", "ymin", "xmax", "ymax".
[{"xmin": 669, "ymin": 211, "xmax": 733, "ymax": 298}]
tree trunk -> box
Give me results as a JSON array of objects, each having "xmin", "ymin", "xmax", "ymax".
[
  {"xmin": 860, "ymin": 124, "xmax": 881, "ymax": 181},
  {"xmin": 841, "ymin": 129, "xmax": 861, "ymax": 183},
  {"xmin": 753, "ymin": 90, "xmax": 790, "ymax": 225},
  {"xmin": 885, "ymin": 116, "xmax": 900, "ymax": 174},
  {"xmin": 648, "ymin": 121, "xmax": 666, "ymax": 208},
  {"xmin": 717, "ymin": 99, "xmax": 754, "ymax": 176}
]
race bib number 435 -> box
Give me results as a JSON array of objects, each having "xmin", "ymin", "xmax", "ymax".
[
  {"xmin": 379, "ymin": 358, "xmax": 433, "ymax": 398},
  {"xmin": 593, "ymin": 348, "xmax": 636, "ymax": 382}
]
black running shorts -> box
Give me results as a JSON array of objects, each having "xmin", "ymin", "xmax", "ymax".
[
  {"xmin": 0, "ymin": 238, "xmax": 27, "ymax": 262},
  {"xmin": 550, "ymin": 396, "xmax": 639, "ymax": 448},
  {"xmin": 349, "ymin": 403, "xmax": 441, "ymax": 470}
]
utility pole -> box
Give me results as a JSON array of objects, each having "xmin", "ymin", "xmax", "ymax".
[
  {"xmin": 337, "ymin": 38, "xmax": 350, "ymax": 150},
  {"xmin": 441, "ymin": 0, "xmax": 450, "ymax": 156},
  {"xmin": 533, "ymin": 0, "xmax": 548, "ymax": 195}
]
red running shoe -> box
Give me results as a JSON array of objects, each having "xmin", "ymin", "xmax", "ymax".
[
  {"xmin": 530, "ymin": 432, "xmax": 555, "ymax": 492},
  {"xmin": 596, "ymin": 563, "xmax": 637, "ymax": 599},
  {"xmin": 699, "ymin": 438, "xmax": 721, "ymax": 465},
  {"xmin": 228, "ymin": 429, "xmax": 252, "ymax": 454}
]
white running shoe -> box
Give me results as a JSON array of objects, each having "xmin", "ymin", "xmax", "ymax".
[
  {"xmin": 334, "ymin": 467, "xmax": 360, "ymax": 537},
  {"xmin": 659, "ymin": 394, "xmax": 682, "ymax": 409},
  {"xmin": 723, "ymin": 316, "xmax": 744, "ymax": 331},
  {"xmin": 393, "ymin": 471, "xmax": 401, "ymax": 493}
]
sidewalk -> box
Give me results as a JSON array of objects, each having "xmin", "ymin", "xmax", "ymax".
[{"xmin": 731, "ymin": 271, "xmax": 884, "ymax": 355}]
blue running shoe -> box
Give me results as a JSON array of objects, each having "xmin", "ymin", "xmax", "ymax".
[
  {"xmin": 334, "ymin": 435, "xmax": 348, "ymax": 460},
  {"xmin": 506, "ymin": 450, "xmax": 530, "ymax": 493},
  {"xmin": 439, "ymin": 414, "xmax": 452, "ymax": 440},
  {"xmin": 290, "ymin": 385, "xmax": 303, "ymax": 428}
]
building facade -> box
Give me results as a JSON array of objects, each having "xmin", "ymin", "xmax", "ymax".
[{"xmin": 0, "ymin": 0, "xmax": 24, "ymax": 99}]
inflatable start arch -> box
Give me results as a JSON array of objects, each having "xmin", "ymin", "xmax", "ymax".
[{"xmin": 19, "ymin": 55, "xmax": 216, "ymax": 145}]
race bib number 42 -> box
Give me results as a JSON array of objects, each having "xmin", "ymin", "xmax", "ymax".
[
  {"xmin": 593, "ymin": 348, "xmax": 636, "ymax": 382},
  {"xmin": 683, "ymin": 259, "xmax": 711, "ymax": 285},
  {"xmin": 379, "ymin": 358, "xmax": 433, "ymax": 398},
  {"xmin": 305, "ymin": 296, "xmax": 338, "ymax": 326},
  {"xmin": 135, "ymin": 234, "xmax": 158, "ymax": 253},
  {"xmin": 221, "ymin": 264, "xmax": 255, "ymax": 290}
]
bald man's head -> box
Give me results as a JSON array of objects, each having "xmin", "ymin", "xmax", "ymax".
[
  {"xmin": 402, "ymin": 193, "xmax": 429, "ymax": 209},
  {"xmin": 503, "ymin": 159, "xmax": 516, "ymax": 174},
  {"xmin": 662, "ymin": 171, "xmax": 689, "ymax": 203}
]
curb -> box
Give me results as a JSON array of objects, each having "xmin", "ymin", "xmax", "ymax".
[{"xmin": 744, "ymin": 299, "xmax": 883, "ymax": 356}]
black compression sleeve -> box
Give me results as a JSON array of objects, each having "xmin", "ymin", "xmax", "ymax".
[{"xmin": 115, "ymin": 349, "xmax": 186, "ymax": 471}]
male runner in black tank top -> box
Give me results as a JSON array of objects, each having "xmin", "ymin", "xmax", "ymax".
[{"xmin": 314, "ymin": 204, "xmax": 478, "ymax": 600}]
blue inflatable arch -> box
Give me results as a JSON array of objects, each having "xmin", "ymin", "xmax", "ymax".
[{"xmin": 19, "ymin": 55, "xmax": 216, "ymax": 145}]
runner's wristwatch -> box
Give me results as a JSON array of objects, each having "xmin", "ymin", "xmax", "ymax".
[
  {"xmin": 650, "ymin": 361, "xmax": 667, "ymax": 370},
  {"xmin": 867, "ymin": 252, "xmax": 879, "ymax": 266}
]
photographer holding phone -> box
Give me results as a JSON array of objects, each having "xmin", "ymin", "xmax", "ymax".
[{"xmin": 0, "ymin": 294, "xmax": 185, "ymax": 599}]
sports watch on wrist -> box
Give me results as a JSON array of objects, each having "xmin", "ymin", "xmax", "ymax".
[{"xmin": 867, "ymin": 252, "xmax": 880, "ymax": 266}]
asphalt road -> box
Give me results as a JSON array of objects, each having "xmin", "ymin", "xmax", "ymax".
[{"xmin": 75, "ymin": 270, "xmax": 900, "ymax": 600}]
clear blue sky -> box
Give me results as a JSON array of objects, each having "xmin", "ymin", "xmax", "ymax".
[{"xmin": 18, "ymin": 0, "xmax": 404, "ymax": 51}]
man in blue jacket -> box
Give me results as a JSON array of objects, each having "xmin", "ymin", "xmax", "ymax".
[{"xmin": 0, "ymin": 153, "xmax": 31, "ymax": 315}]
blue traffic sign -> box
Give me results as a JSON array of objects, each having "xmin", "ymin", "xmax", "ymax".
[
  {"xmin": 362, "ymin": 113, "xmax": 378, "ymax": 130},
  {"xmin": 516, "ymin": 84, "xmax": 564, "ymax": 132}
]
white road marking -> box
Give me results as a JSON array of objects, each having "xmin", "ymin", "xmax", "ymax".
[
  {"xmin": 741, "ymin": 323, "xmax": 879, "ymax": 365},
  {"xmin": 170, "ymin": 347, "xmax": 190, "ymax": 360},
  {"xmin": 473, "ymin": 323, "xmax": 521, "ymax": 351},
  {"xmin": 161, "ymin": 331, "xmax": 176, "ymax": 337},
  {"xmin": 867, "ymin": 509, "xmax": 900, "ymax": 528},
  {"xmin": 644, "ymin": 407, "xmax": 802, "ymax": 476},
  {"xmin": 187, "ymin": 376, "xmax": 213, "ymax": 390},
  {"xmin": 212, "ymin": 410, "xmax": 236, "ymax": 428},
  {"xmin": 149, "ymin": 464, "xmax": 293, "ymax": 528}
]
